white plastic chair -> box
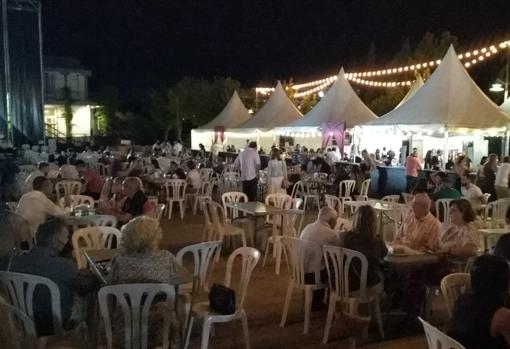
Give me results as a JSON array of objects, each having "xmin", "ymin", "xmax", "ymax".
[
  {"xmin": 88, "ymin": 214, "xmax": 118, "ymax": 227},
  {"xmin": 339, "ymin": 179, "xmax": 356, "ymax": 200},
  {"xmin": 193, "ymin": 179, "xmax": 216, "ymax": 215},
  {"xmin": 436, "ymin": 198, "xmax": 453, "ymax": 223},
  {"xmin": 279, "ymin": 237, "xmax": 327, "ymax": 334},
  {"xmin": 207, "ymin": 201, "xmax": 247, "ymax": 249},
  {"xmin": 176, "ymin": 241, "xmax": 222, "ymax": 300},
  {"xmin": 96, "ymin": 163, "xmax": 109, "ymax": 177},
  {"xmin": 292, "ymin": 198, "xmax": 305, "ymax": 234},
  {"xmin": 265, "ymin": 192, "xmax": 292, "ymax": 225},
  {"xmin": 418, "ymin": 317, "xmax": 466, "ymax": 349},
  {"xmin": 98, "ymin": 283, "xmax": 176, "ymax": 349},
  {"xmin": 156, "ymin": 203, "xmax": 166, "ymax": 221},
  {"xmin": 55, "ymin": 180, "xmax": 82, "ymax": 204},
  {"xmin": 221, "ymin": 191, "xmax": 249, "ymax": 221},
  {"xmin": 184, "ymin": 247, "xmax": 261, "ymax": 349},
  {"xmin": 324, "ymin": 194, "xmax": 344, "ymax": 217},
  {"xmin": 221, "ymin": 171, "xmax": 241, "ymax": 193},
  {"xmin": 0, "ymin": 271, "xmax": 88, "ymax": 340},
  {"xmin": 199, "ymin": 168, "xmax": 214, "ymax": 183},
  {"xmin": 354, "ymin": 178, "xmax": 371, "ymax": 201},
  {"xmin": 72, "ymin": 226, "xmax": 121, "ymax": 269},
  {"xmin": 263, "ymin": 212, "xmax": 299, "ymax": 275},
  {"xmin": 60, "ymin": 194, "xmax": 95, "ymax": 209},
  {"xmin": 0, "ymin": 301, "xmax": 39, "ymax": 348},
  {"xmin": 484, "ymin": 199, "xmax": 510, "ymax": 228},
  {"xmin": 381, "ymin": 194, "xmax": 400, "ymax": 204},
  {"xmin": 291, "ymin": 181, "xmax": 320, "ymax": 211},
  {"xmin": 440, "ymin": 273, "xmax": 471, "ymax": 318},
  {"xmin": 402, "ymin": 192, "xmax": 414, "ymax": 205},
  {"xmin": 165, "ymin": 179, "xmax": 187, "ymax": 220},
  {"xmin": 322, "ymin": 245, "xmax": 384, "ymax": 343}
]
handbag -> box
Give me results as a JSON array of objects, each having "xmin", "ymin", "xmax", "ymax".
[{"xmin": 209, "ymin": 283, "xmax": 236, "ymax": 314}]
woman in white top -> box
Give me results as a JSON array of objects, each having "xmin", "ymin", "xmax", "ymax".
[{"xmin": 266, "ymin": 148, "xmax": 288, "ymax": 194}]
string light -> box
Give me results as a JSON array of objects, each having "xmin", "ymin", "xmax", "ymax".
[{"xmin": 281, "ymin": 38, "xmax": 510, "ymax": 93}]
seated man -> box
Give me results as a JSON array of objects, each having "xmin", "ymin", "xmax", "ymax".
[
  {"xmin": 393, "ymin": 192, "xmax": 440, "ymax": 251},
  {"xmin": 168, "ymin": 161, "xmax": 186, "ymax": 179},
  {"xmin": 185, "ymin": 160, "xmax": 201, "ymax": 192},
  {"xmin": 16, "ymin": 176, "xmax": 69, "ymax": 239},
  {"xmin": 431, "ymin": 172, "xmax": 461, "ymax": 201},
  {"xmin": 460, "ymin": 173, "xmax": 484, "ymax": 203},
  {"xmin": 102, "ymin": 177, "xmax": 147, "ymax": 224},
  {"xmin": 24, "ymin": 161, "xmax": 49, "ymax": 193},
  {"xmin": 299, "ymin": 207, "xmax": 340, "ymax": 310},
  {"xmin": 75, "ymin": 160, "xmax": 104, "ymax": 200},
  {"xmin": 9, "ymin": 219, "xmax": 98, "ymax": 336}
]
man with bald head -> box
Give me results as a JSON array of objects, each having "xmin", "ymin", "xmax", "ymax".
[
  {"xmin": 299, "ymin": 207, "xmax": 341, "ymax": 310},
  {"xmin": 393, "ymin": 193, "xmax": 440, "ymax": 251}
]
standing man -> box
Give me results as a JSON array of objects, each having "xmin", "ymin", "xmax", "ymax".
[
  {"xmin": 495, "ymin": 156, "xmax": 510, "ymax": 199},
  {"xmin": 234, "ymin": 141, "xmax": 260, "ymax": 201},
  {"xmin": 405, "ymin": 148, "xmax": 422, "ymax": 193}
]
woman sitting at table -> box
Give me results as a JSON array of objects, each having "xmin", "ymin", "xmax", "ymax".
[
  {"xmin": 108, "ymin": 216, "xmax": 179, "ymax": 346},
  {"xmin": 435, "ymin": 199, "xmax": 479, "ymax": 259},
  {"xmin": 343, "ymin": 205, "xmax": 388, "ymax": 293},
  {"xmin": 448, "ymin": 255, "xmax": 510, "ymax": 349},
  {"xmin": 99, "ymin": 177, "xmax": 127, "ymax": 212}
]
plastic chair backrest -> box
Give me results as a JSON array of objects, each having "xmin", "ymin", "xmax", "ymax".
[
  {"xmin": 222, "ymin": 191, "xmax": 248, "ymax": 220},
  {"xmin": 290, "ymin": 181, "xmax": 301, "ymax": 198},
  {"xmin": 224, "ymin": 247, "xmax": 260, "ymax": 309},
  {"xmin": 165, "ymin": 179, "xmax": 187, "ymax": 200},
  {"xmin": 96, "ymin": 163, "xmax": 109, "ymax": 177},
  {"xmin": 339, "ymin": 180, "xmax": 356, "ymax": 198},
  {"xmin": 418, "ymin": 317, "xmax": 466, "ymax": 349},
  {"xmin": 359, "ymin": 179, "xmax": 371, "ymax": 197},
  {"xmin": 72, "ymin": 226, "xmax": 120, "ymax": 269},
  {"xmin": 199, "ymin": 168, "xmax": 214, "ymax": 182},
  {"xmin": 440, "ymin": 273, "xmax": 471, "ymax": 317},
  {"xmin": 265, "ymin": 193, "xmax": 292, "ymax": 224},
  {"xmin": 323, "ymin": 245, "xmax": 368, "ymax": 299},
  {"xmin": 60, "ymin": 194, "xmax": 95, "ymax": 209},
  {"xmin": 402, "ymin": 192, "xmax": 414, "ymax": 205},
  {"xmin": 98, "ymin": 283, "xmax": 175, "ymax": 349},
  {"xmin": 280, "ymin": 237, "xmax": 322, "ymax": 286},
  {"xmin": 0, "ymin": 271, "xmax": 63, "ymax": 335},
  {"xmin": 97, "ymin": 226, "xmax": 122, "ymax": 248},
  {"xmin": 0, "ymin": 301, "xmax": 38, "ymax": 347},
  {"xmin": 487, "ymin": 199, "xmax": 510, "ymax": 221},
  {"xmin": 55, "ymin": 180, "xmax": 82, "ymax": 202},
  {"xmin": 324, "ymin": 194, "xmax": 343, "ymax": 216},
  {"xmin": 222, "ymin": 171, "xmax": 240, "ymax": 181},
  {"xmin": 88, "ymin": 214, "xmax": 118, "ymax": 227},
  {"xmin": 292, "ymin": 198, "xmax": 303, "ymax": 210},
  {"xmin": 436, "ymin": 198, "xmax": 453, "ymax": 223},
  {"xmin": 176, "ymin": 241, "xmax": 222, "ymax": 295},
  {"xmin": 382, "ymin": 195, "xmax": 400, "ymax": 204},
  {"xmin": 207, "ymin": 201, "xmax": 228, "ymax": 238}
]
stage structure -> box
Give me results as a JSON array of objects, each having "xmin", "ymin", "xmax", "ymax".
[{"xmin": 1, "ymin": 0, "xmax": 44, "ymax": 145}]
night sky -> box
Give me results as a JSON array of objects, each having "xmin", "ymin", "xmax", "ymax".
[{"xmin": 42, "ymin": 0, "xmax": 510, "ymax": 91}]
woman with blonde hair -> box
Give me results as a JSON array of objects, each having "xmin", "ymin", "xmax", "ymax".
[
  {"xmin": 266, "ymin": 148, "xmax": 288, "ymax": 194},
  {"xmin": 343, "ymin": 205, "xmax": 387, "ymax": 292}
]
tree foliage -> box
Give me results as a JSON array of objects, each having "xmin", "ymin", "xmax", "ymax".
[{"xmin": 61, "ymin": 87, "xmax": 74, "ymax": 140}]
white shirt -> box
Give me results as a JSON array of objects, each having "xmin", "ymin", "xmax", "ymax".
[
  {"xmin": 173, "ymin": 143, "xmax": 182, "ymax": 155},
  {"xmin": 461, "ymin": 184, "xmax": 483, "ymax": 201},
  {"xmin": 59, "ymin": 165, "xmax": 79, "ymax": 179},
  {"xmin": 234, "ymin": 147, "xmax": 260, "ymax": 181},
  {"xmin": 495, "ymin": 163, "xmax": 510, "ymax": 187},
  {"xmin": 326, "ymin": 150, "xmax": 342, "ymax": 163},
  {"xmin": 186, "ymin": 169, "xmax": 201, "ymax": 190},
  {"xmin": 16, "ymin": 190, "xmax": 69, "ymax": 237},
  {"xmin": 24, "ymin": 170, "xmax": 44, "ymax": 192},
  {"xmin": 299, "ymin": 220, "xmax": 340, "ymax": 272}
]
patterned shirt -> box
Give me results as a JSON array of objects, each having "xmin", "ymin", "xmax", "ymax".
[
  {"xmin": 109, "ymin": 249, "xmax": 177, "ymax": 284},
  {"xmin": 437, "ymin": 222, "xmax": 480, "ymax": 250},
  {"xmin": 395, "ymin": 211, "xmax": 440, "ymax": 251}
]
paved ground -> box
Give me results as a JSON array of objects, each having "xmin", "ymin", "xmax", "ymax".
[{"xmin": 159, "ymin": 207, "xmax": 447, "ymax": 349}]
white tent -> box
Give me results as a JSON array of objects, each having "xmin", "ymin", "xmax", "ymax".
[
  {"xmin": 191, "ymin": 91, "xmax": 251, "ymax": 150},
  {"xmin": 360, "ymin": 46, "xmax": 510, "ymax": 163},
  {"xmin": 223, "ymin": 81, "xmax": 303, "ymax": 150},
  {"xmin": 276, "ymin": 68, "xmax": 376, "ymax": 150},
  {"xmin": 238, "ymin": 81, "xmax": 303, "ymax": 129},
  {"xmin": 363, "ymin": 46, "xmax": 510, "ymax": 131},
  {"xmin": 394, "ymin": 73, "xmax": 424, "ymax": 109}
]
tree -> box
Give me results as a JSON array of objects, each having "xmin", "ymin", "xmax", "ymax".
[
  {"xmin": 96, "ymin": 85, "xmax": 120, "ymax": 134},
  {"xmin": 61, "ymin": 87, "xmax": 73, "ymax": 141}
]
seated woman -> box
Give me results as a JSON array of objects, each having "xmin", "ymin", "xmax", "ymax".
[
  {"xmin": 108, "ymin": 216, "xmax": 179, "ymax": 346},
  {"xmin": 449, "ymin": 255, "xmax": 510, "ymax": 348},
  {"xmin": 99, "ymin": 177, "xmax": 127, "ymax": 213},
  {"xmin": 435, "ymin": 199, "xmax": 479, "ymax": 259},
  {"xmin": 343, "ymin": 205, "xmax": 388, "ymax": 293}
]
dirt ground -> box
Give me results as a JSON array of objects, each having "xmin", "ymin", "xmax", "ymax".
[{"xmin": 159, "ymin": 208, "xmax": 446, "ymax": 349}]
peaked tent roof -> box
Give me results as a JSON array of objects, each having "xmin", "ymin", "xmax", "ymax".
[
  {"xmin": 365, "ymin": 46, "xmax": 510, "ymax": 129},
  {"xmin": 501, "ymin": 97, "xmax": 510, "ymax": 114},
  {"xmin": 285, "ymin": 68, "xmax": 376, "ymax": 129},
  {"xmin": 394, "ymin": 73, "xmax": 424, "ymax": 109},
  {"xmin": 238, "ymin": 81, "xmax": 303, "ymax": 129},
  {"xmin": 200, "ymin": 91, "xmax": 251, "ymax": 129}
]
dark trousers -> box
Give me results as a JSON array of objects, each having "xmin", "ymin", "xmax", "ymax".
[
  {"xmin": 406, "ymin": 175, "xmax": 418, "ymax": 193},
  {"xmin": 242, "ymin": 178, "xmax": 258, "ymax": 201},
  {"xmin": 305, "ymin": 269, "xmax": 328, "ymax": 310}
]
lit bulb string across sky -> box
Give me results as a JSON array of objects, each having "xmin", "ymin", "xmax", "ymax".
[{"xmin": 256, "ymin": 39, "xmax": 510, "ymax": 96}]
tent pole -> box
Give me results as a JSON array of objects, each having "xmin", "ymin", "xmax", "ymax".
[
  {"xmin": 504, "ymin": 128, "xmax": 509, "ymax": 157},
  {"xmin": 443, "ymin": 129, "xmax": 449, "ymax": 168}
]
